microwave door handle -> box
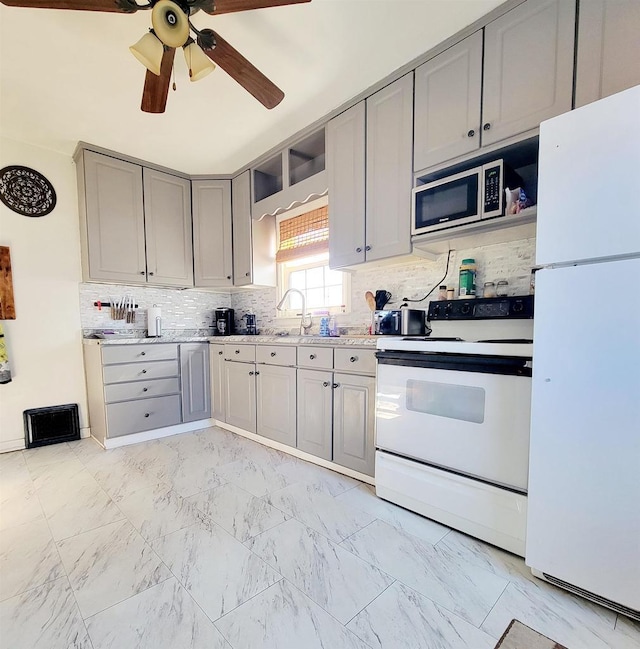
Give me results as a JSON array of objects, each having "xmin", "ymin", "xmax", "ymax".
[{"xmin": 393, "ymin": 313, "xmax": 400, "ymax": 331}]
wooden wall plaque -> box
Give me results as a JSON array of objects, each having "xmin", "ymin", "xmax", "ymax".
[{"xmin": 0, "ymin": 246, "xmax": 16, "ymax": 320}]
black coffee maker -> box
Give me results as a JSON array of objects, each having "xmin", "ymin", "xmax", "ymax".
[{"xmin": 213, "ymin": 308, "xmax": 235, "ymax": 336}]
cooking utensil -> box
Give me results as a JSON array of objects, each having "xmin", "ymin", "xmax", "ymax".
[
  {"xmin": 375, "ymin": 290, "xmax": 392, "ymax": 310},
  {"xmin": 365, "ymin": 291, "xmax": 376, "ymax": 311}
]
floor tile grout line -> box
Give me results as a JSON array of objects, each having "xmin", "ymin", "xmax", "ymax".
[
  {"xmin": 478, "ymin": 578, "xmax": 511, "ymax": 631},
  {"xmin": 343, "ymin": 578, "xmax": 398, "ymax": 628}
]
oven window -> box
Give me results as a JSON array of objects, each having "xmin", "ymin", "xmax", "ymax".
[
  {"xmin": 406, "ymin": 379, "xmax": 485, "ymax": 424},
  {"xmin": 416, "ymin": 175, "xmax": 478, "ymax": 228}
]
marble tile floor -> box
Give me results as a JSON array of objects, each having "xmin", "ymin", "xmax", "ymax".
[{"xmin": 0, "ymin": 427, "xmax": 638, "ymax": 649}]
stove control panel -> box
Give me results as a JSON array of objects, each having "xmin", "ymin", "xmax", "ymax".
[{"xmin": 427, "ymin": 295, "xmax": 534, "ymax": 320}]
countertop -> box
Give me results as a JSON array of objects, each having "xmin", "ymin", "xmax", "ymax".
[{"xmin": 83, "ymin": 334, "xmax": 377, "ymax": 347}]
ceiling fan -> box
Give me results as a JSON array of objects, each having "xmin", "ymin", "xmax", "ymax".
[{"xmin": 0, "ymin": 0, "xmax": 311, "ymax": 113}]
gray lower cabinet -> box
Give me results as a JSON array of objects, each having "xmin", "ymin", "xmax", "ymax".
[
  {"xmin": 332, "ymin": 373, "xmax": 375, "ymax": 477},
  {"xmin": 575, "ymin": 0, "xmax": 640, "ymax": 108},
  {"xmin": 224, "ymin": 360, "xmax": 257, "ymax": 433},
  {"xmin": 296, "ymin": 368, "xmax": 333, "ymax": 460},
  {"xmin": 482, "ymin": 0, "xmax": 575, "ymax": 146},
  {"xmin": 180, "ymin": 343, "xmax": 211, "ymax": 423},
  {"xmin": 192, "ymin": 179, "xmax": 233, "ymax": 288},
  {"xmin": 106, "ymin": 395, "xmax": 182, "ymax": 438},
  {"xmin": 210, "ymin": 343, "xmax": 226, "ymax": 421},
  {"xmin": 256, "ymin": 365, "xmax": 296, "ymax": 446}
]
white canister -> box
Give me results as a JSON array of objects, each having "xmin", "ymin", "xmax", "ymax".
[{"xmin": 147, "ymin": 305, "xmax": 162, "ymax": 337}]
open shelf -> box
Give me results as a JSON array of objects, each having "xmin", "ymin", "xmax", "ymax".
[
  {"xmin": 253, "ymin": 153, "xmax": 283, "ymax": 203},
  {"xmin": 289, "ymin": 129, "xmax": 326, "ymax": 186}
]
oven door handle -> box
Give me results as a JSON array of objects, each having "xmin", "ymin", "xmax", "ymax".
[{"xmin": 375, "ymin": 350, "xmax": 532, "ymax": 377}]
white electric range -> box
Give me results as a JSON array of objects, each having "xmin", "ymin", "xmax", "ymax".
[{"xmin": 375, "ymin": 295, "xmax": 534, "ymax": 556}]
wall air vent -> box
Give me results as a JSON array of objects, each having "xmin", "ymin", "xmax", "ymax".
[{"xmin": 24, "ymin": 403, "xmax": 80, "ymax": 449}]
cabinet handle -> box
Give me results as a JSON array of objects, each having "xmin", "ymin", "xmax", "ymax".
[
  {"xmin": 227, "ymin": 275, "xmax": 232, "ymax": 280},
  {"xmin": 144, "ymin": 413, "xmax": 150, "ymax": 418},
  {"xmin": 255, "ymin": 371, "xmax": 260, "ymax": 375},
  {"xmin": 467, "ymin": 129, "xmax": 475, "ymax": 137},
  {"xmin": 270, "ymin": 352, "xmax": 276, "ymax": 357},
  {"xmin": 143, "ymin": 387, "xmax": 148, "ymax": 392},
  {"xmin": 149, "ymin": 272, "xmax": 154, "ymax": 276},
  {"xmin": 309, "ymin": 354, "xmax": 316, "ymax": 360},
  {"xmin": 218, "ymin": 351, "xmax": 223, "ymax": 355},
  {"xmin": 245, "ymin": 272, "xmax": 250, "ymax": 277},
  {"xmin": 332, "ymin": 383, "xmax": 340, "ymax": 389},
  {"xmin": 140, "ymin": 271, "xmax": 145, "ymax": 275},
  {"xmin": 235, "ymin": 349, "xmax": 240, "ymax": 354},
  {"xmin": 322, "ymin": 381, "xmax": 330, "ymax": 387},
  {"xmin": 365, "ymin": 245, "xmax": 371, "ymax": 251},
  {"xmin": 249, "ymin": 371, "xmax": 255, "ymax": 376},
  {"xmin": 141, "ymin": 369, "xmax": 147, "ymax": 374},
  {"xmin": 483, "ymin": 123, "xmax": 491, "ymax": 131},
  {"xmin": 140, "ymin": 351, "xmax": 146, "ymax": 356},
  {"xmin": 349, "ymin": 356, "xmax": 358, "ymax": 363},
  {"xmin": 355, "ymin": 247, "xmax": 362, "ymax": 253}
]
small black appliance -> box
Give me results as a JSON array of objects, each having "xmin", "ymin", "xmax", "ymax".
[{"xmin": 213, "ymin": 308, "xmax": 235, "ymax": 335}]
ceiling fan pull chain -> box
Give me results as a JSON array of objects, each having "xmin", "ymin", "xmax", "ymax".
[{"xmin": 172, "ymin": 63, "xmax": 177, "ymax": 91}]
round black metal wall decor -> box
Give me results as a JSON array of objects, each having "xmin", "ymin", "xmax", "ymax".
[{"xmin": 0, "ymin": 166, "xmax": 57, "ymax": 217}]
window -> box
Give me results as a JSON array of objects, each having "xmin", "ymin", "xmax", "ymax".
[{"xmin": 276, "ymin": 202, "xmax": 349, "ymax": 317}]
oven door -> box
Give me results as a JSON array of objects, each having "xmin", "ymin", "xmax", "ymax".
[
  {"xmin": 412, "ymin": 166, "xmax": 483, "ymax": 235},
  {"xmin": 376, "ymin": 352, "xmax": 531, "ymax": 492}
]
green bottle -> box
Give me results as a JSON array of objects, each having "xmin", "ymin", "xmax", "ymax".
[{"xmin": 459, "ymin": 258, "xmax": 477, "ymax": 297}]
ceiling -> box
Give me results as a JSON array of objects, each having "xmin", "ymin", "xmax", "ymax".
[{"xmin": 0, "ymin": 0, "xmax": 504, "ymax": 175}]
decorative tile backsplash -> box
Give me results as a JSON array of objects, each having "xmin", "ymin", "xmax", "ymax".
[
  {"xmin": 231, "ymin": 237, "xmax": 536, "ymax": 334},
  {"xmin": 79, "ymin": 237, "xmax": 535, "ymax": 336},
  {"xmin": 79, "ymin": 283, "xmax": 231, "ymax": 333}
]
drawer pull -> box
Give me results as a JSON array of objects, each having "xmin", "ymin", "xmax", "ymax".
[
  {"xmin": 249, "ymin": 371, "xmax": 255, "ymax": 376},
  {"xmin": 255, "ymin": 371, "xmax": 260, "ymax": 376},
  {"xmin": 235, "ymin": 349, "xmax": 240, "ymax": 355},
  {"xmin": 143, "ymin": 387, "xmax": 148, "ymax": 392},
  {"xmin": 141, "ymin": 369, "xmax": 147, "ymax": 374},
  {"xmin": 270, "ymin": 352, "xmax": 276, "ymax": 357},
  {"xmin": 349, "ymin": 356, "xmax": 358, "ymax": 363},
  {"xmin": 218, "ymin": 351, "xmax": 223, "ymax": 355},
  {"xmin": 144, "ymin": 413, "xmax": 150, "ymax": 418},
  {"xmin": 322, "ymin": 381, "xmax": 330, "ymax": 388},
  {"xmin": 333, "ymin": 383, "xmax": 340, "ymax": 389},
  {"xmin": 309, "ymin": 354, "xmax": 316, "ymax": 360},
  {"xmin": 140, "ymin": 351, "xmax": 146, "ymax": 356}
]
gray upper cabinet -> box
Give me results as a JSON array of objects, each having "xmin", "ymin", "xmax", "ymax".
[
  {"xmin": 482, "ymin": 0, "xmax": 575, "ymax": 146},
  {"xmin": 575, "ymin": 0, "xmax": 640, "ymax": 108},
  {"xmin": 327, "ymin": 102, "xmax": 366, "ymax": 268},
  {"xmin": 192, "ymin": 179, "xmax": 233, "ymax": 288},
  {"xmin": 414, "ymin": 31, "xmax": 483, "ymax": 172},
  {"xmin": 232, "ymin": 171, "xmax": 277, "ymax": 288},
  {"xmin": 81, "ymin": 151, "xmax": 146, "ymax": 284},
  {"xmin": 180, "ymin": 343, "xmax": 211, "ymax": 423},
  {"xmin": 256, "ymin": 364, "xmax": 296, "ymax": 447},
  {"xmin": 296, "ymin": 368, "xmax": 333, "ymax": 460},
  {"xmin": 143, "ymin": 169, "xmax": 193, "ymax": 287},
  {"xmin": 365, "ymin": 73, "xmax": 413, "ymax": 262}
]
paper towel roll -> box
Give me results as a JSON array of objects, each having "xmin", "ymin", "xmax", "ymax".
[{"xmin": 147, "ymin": 306, "xmax": 162, "ymax": 337}]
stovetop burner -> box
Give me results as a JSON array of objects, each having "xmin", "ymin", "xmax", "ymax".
[{"xmin": 477, "ymin": 338, "xmax": 533, "ymax": 344}]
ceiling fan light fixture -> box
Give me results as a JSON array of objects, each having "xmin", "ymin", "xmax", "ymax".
[
  {"xmin": 152, "ymin": 0, "xmax": 190, "ymax": 48},
  {"xmin": 184, "ymin": 40, "xmax": 215, "ymax": 82},
  {"xmin": 129, "ymin": 31, "xmax": 164, "ymax": 76}
]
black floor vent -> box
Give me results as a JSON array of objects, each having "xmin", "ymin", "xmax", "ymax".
[
  {"xmin": 543, "ymin": 573, "xmax": 640, "ymax": 622},
  {"xmin": 24, "ymin": 404, "xmax": 80, "ymax": 448}
]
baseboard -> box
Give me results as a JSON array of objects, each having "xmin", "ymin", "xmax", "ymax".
[
  {"xmin": 0, "ymin": 439, "xmax": 26, "ymax": 453},
  {"xmin": 103, "ymin": 419, "xmax": 214, "ymax": 449},
  {"xmin": 215, "ymin": 420, "xmax": 375, "ymax": 486},
  {"xmin": 80, "ymin": 427, "xmax": 90, "ymax": 439}
]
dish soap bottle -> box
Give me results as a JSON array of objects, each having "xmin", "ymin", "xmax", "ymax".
[{"xmin": 458, "ymin": 259, "xmax": 477, "ymax": 298}]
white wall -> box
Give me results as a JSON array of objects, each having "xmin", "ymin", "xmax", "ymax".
[{"xmin": 0, "ymin": 137, "xmax": 88, "ymax": 452}]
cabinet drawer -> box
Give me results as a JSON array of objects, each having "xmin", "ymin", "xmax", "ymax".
[
  {"xmin": 103, "ymin": 360, "xmax": 179, "ymax": 384},
  {"xmin": 106, "ymin": 395, "xmax": 182, "ymax": 437},
  {"xmin": 297, "ymin": 346, "xmax": 333, "ymax": 370},
  {"xmin": 102, "ymin": 344, "xmax": 178, "ymax": 365},
  {"xmin": 224, "ymin": 344, "xmax": 256, "ymax": 363},
  {"xmin": 104, "ymin": 377, "xmax": 180, "ymax": 403},
  {"xmin": 256, "ymin": 345, "xmax": 297, "ymax": 366},
  {"xmin": 334, "ymin": 348, "xmax": 376, "ymax": 375}
]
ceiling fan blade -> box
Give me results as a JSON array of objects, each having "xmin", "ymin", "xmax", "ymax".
[
  {"xmin": 0, "ymin": 0, "xmax": 138, "ymax": 12},
  {"xmin": 204, "ymin": 31, "xmax": 284, "ymax": 109},
  {"xmin": 202, "ymin": 0, "xmax": 310, "ymax": 16},
  {"xmin": 141, "ymin": 47, "xmax": 175, "ymax": 114}
]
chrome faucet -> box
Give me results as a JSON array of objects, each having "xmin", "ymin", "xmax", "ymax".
[{"xmin": 276, "ymin": 288, "xmax": 313, "ymax": 336}]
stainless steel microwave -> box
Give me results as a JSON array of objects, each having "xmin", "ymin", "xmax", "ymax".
[{"xmin": 412, "ymin": 159, "xmax": 506, "ymax": 235}]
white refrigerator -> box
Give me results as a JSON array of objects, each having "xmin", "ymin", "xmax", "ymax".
[{"xmin": 526, "ymin": 85, "xmax": 640, "ymax": 618}]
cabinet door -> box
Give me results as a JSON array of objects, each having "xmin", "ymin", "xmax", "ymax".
[
  {"xmin": 232, "ymin": 171, "xmax": 253, "ymax": 286},
  {"xmin": 210, "ymin": 344, "xmax": 226, "ymax": 421},
  {"xmin": 256, "ymin": 365, "xmax": 296, "ymax": 447},
  {"xmin": 327, "ymin": 102, "xmax": 366, "ymax": 268},
  {"xmin": 296, "ymin": 368, "xmax": 333, "ymax": 460},
  {"xmin": 180, "ymin": 343, "xmax": 211, "ymax": 423},
  {"xmin": 192, "ymin": 179, "xmax": 233, "ymax": 287},
  {"xmin": 414, "ymin": 31, "xmax": 483, "ymax": 171},
  {"xmin": 224, "ymin": 361, "xmax": 256, "ymax": 433},
  {"xmin": 575, "ymin": 0, "xmax": 640, "ymax": 108},
  {"xmin": 83, "ymin": 151, "xmax": 146, "ymax": 283},
  {"xmin": 482, "ymin": 0, "xmax": 575, "ymax": 146},
  {"xmin": 143, "ymin": 169, "xmax": 193, "ymax": 287},
  {"xmin": 365, "ymin": 73, "xmax": 413, "ymax": 262},
  {"xmin": 332, "ymin": 373, "xmax": 375, "ymax": 476}
]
